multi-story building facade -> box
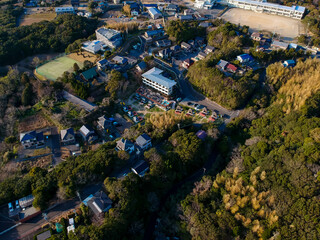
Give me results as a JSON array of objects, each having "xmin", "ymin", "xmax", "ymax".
[
  {"xmin": 96, "ymin": 28, "xmax": 122, "ymax": 49},
  {"xmin": 142, "ymin": 67, "xmax": 177, "ymax": 96},
  {"xmin": 220, "ymin": 0, "xmax": 305, "ymax": 19},
  {"xmin": 195, "ymin": 0, "xmax": 305, "ymax": 19}
]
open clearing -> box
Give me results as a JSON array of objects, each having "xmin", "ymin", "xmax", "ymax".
[
  {"xmin": 221, "ymin": 8, "xmax": 306, "ymax": 41},
  {"xmin": 36, "ymin": 55, "xmax": 83, "ymax": 81},
  {"xmin": 19, "ymin": 12, "xmax": 56, "ymax": 26}
]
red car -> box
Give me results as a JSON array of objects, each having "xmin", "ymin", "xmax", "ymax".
[
  {"xmin": 138, "ymin": 116, "xmax": 143, "ymax": 121},
  {"xmin": 133, "ymin": 111, "xmax": 137, "ymax": 116},
  {"xmin": 127, "ymin": 106, "xmax": 132, "ymax": 111}
]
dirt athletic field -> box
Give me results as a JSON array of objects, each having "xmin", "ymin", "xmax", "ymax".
[{"xmin": 222, "ymin": 8, "xmax": 306, "ymax": 41}]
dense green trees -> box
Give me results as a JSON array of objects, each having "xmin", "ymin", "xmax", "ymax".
[
  {"xmin": 58, "ymin": 71, "xmax": 89, "ymax": 99},
  {"xmin": 0, "ymin": 143, "xmax": 117, "ymax": 209},
  {"xmin": 166, "ymin": 20, "xmax": 206, "ymax": 43},
  {"xmin": 0, "ymin": 5, "xmax": 23, "ymax": 29},
  {"xmin": 0, "ymin": 14, "xmax": 98, "ymax": 65},
  {"xmin": 176, "ymin": 60, "xmax": 320, "ymax": 239},
  {"xmin": 187, "ymin": 22, "xmax": 258, "ymax": 109},
  {"xmin": 21, "ymin": 83, "xmax": 33, "ymax": 106}
]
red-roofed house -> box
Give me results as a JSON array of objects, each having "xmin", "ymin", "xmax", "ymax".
[{"xmin": 226, "ymin": 63, "xmax": 237, "ymax": 73}]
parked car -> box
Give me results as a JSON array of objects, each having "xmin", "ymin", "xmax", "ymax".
[
  {"xmin": 187, "ymin": 102, "xmax": 194, "ymax": 106},
  {"xmin": 176, "ymin": 98, "xmax": 182, "ymax": 102},
  {"xmin": 123, "ymin": 106, "xmax": 128, "ymax": 112},
  {"xmin": 8, "ymin": 202, "xmax": 14, "ymax": 212},
  {"xmin": 15, "ymin": 200, "xmax": 20, "ymax": 209},
  {"xmin": 127, "ymin": 106, "xmax": 132, "ymax": 111},
  {"xmin": 195, "ymin": 104, "xmax": 205, "ymax": 110},
  {"xmin": 113, "ymin": 122, "xmax": 122, "ymax": 127}
]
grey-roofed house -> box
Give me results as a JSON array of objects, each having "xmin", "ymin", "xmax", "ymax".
[
  {"xmin": 97, "ymin": 116, "xmax": 112, "ymax": 130},
  {"xmin": 136, "ymin": 61, "xmax": 147, "ymax": 72},
  {"xmin": 135, "ymin": 133, "xmax": 152, "ymax": 151},
  {"xmin": 197, "ymin": 51, "xmax": 207, "ymax": 60},
  {"xmin": 20, "ymin": 130, "xmax": 45, "ymax": 149},
  {"xmin": 87, "ymin": 191, "xmax": 112, "ymax": 217},
  {"xmin": 131, "ymin": 160, "xmax": 149, "ymax": 177},
  {"xmin": 112, "ymin": 56, "xmax": 128, "ymax": 65},
  {"xmin": 79, "ymin": 125, "xmax": 97, "ymax": 143},
  {"xmin": 181, "ymin": 42, "xmax": 191, "ymax": 50},
  {"xmin": 204, "ymin": 45, "xmax": 215, "ymax": 54},
  {"xmin": 217, "ymin": 60, "xmax": 229, "ymax": 70},
  {"xmin": 116, "ymin": 138, "xmax": 135, "ymax": 153},
  {"xmin": 165, "ymin": 4, "xmax": 179, "ymax": 13},
  {"xmin": 148, "ymin": 7, "xmax": 162, "ymax": 19},
  {"xmin": 60, "ymin": 128, "xmax": 75, "ymax": 146},
  {"xmin": 271, "ymin": 40, "xmax": 289, "ymax": 50},
  {"xmin": 177, "ymin": 14, "xmax": 193, "ymax": 21},
  {"xmin": 142, "ymin": 67, "xmax": 177, "ymax": 95}
]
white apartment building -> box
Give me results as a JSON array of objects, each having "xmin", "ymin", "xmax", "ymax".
[
  {"xmin": 195, "ymin": 0, "xmax": 305, "ymax": 19},
  {"xmin": 96, "ymin": 28, "xmax": 122, "ymax": 49},
  {"xmin": 217, "ymin": 0, "xmax": 305, "ymax": 19},
  {"xmin": 55, "ymin": 7, "xmax": 75, "ymax": 15},
  {"xmin": 142, "ymin": 67, "xmax": 177, "ymax": 96}
]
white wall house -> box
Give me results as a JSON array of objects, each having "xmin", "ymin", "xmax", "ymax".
[
  {"xmin": 82, "ymin": 40, "xmax": 105, "ymax": 54},
  {"xmin": 142, "ymin": 67, "xmax": 177, "ymax": 96},
  {"xmin": 218, "ymin": 0, "xmax": 305, "ymax": 19}
]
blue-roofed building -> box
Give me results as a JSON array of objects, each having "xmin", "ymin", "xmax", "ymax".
[
  {"xmin": 143, "ymin": 3, "xmax": 158, "ymax": 8},
  {"xmin": 20, "ymin": 131, "xmax": 45, "ymax": 149},
  {"xmin": 283, "ymin": 60, "xmax": 295, "ymax": 68},
  {"xmin": 148, "ymin": 7, "xmax": 162, "ymax": 19},
  {"xmin": 144, "ymin": 29, "xmax": 164, "ymax": 38},
  {"xmin": 136, "ymin": 61, "xmax": 147, "ymax": 72},
  {"xmin": 237, "ymin": 54, "xmax": 254, "ymax": 63},
  {"xmin": 97, "ymin": 59, "xmax": 109, "ymax": 70}
]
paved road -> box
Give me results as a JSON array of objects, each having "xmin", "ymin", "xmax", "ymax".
[
  {"xmin": 63, "ymin": 91, "xmax": 97, "ymax": 112},
  {"xmin": 153, "ymin": 58, "xmax": 240, "ymax": 123}
]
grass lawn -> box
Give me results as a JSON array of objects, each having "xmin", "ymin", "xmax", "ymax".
[
  {"xmin": 20, "ymin": 12, "xmax": 56, "ymax": 26},
  {"xmin": 36, "ymin": 56, "xmax": 83, "ymax": 81}
]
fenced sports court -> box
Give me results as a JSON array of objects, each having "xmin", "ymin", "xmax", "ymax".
[{"xmin": 35, "ymin": 54, "xmax": 83, "ymax": 81}]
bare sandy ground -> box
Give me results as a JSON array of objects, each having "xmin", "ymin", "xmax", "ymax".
[{"xmin": 221, "ymin": 8, "xmax": 306, "ymax": 41}]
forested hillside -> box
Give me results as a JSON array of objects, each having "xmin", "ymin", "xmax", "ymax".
[
  {"xmin": 174, "ymin": 58, "xmax": 320, "ymax": 239},
  {"xmin": 0, "ymin": 14, "xmax": 98, "ymax": 65},
  {"xmin": 187, "ymin": 22, "xmax": 258, "ymax": 109}
]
